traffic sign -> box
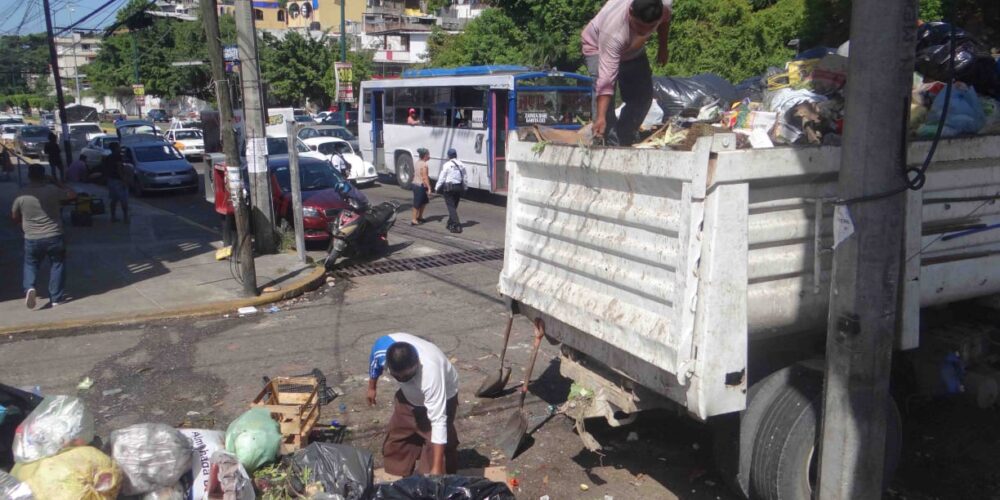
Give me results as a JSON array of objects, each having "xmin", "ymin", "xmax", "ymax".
[{"xmin": 132, "ymin": 84, "xmax": 145, "ymax": 96}]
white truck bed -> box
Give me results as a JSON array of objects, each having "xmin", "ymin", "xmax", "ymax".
[{"xmin": 498, "ymin": 134, "xmax": 1000, "ymax": 419}]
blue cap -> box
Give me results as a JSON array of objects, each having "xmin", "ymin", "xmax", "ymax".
[
  {"xmin": 335, "ymin": 181, "xmax": 351, "ymax": 195},
  {"xmin": 447, "ymin": 148, "xmax": 457, "ymax": 159}
]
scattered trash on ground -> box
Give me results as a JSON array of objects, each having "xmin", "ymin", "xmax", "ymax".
[
  {"xmin": 13, "ymin": 395, "xmax": 94, "ymax": 463},
  {"xmin": 237, "ymin": 306, "xmax": 258, "ymax": 316},
  {"xmin": 110, "ymin": 423, "xmax": 193, "ymax": 495},
  {"xmin": 77, "ymin": 377, "xmax": 94, "ymax": 391}
]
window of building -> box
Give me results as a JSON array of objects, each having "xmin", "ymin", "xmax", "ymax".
[
  {"xmin": 289, "ymin": 3, "xmax": 300, "ymax": 18},
  {"xmin": 277, "ymin": 9, "xmax": 285, "ymax": 21},
  {"xmin": 301, "ymin": 2, "xmax": 312, "ymax": 18},
  {"xmin": 254, "ymin": 8, "xmax": 263, "ymax": 20}
]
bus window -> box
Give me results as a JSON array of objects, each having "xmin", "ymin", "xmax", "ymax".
[
  {"xmin": 516, "ymin": 90, "xmax": 591, "ymax": 126},
  {"xmin": 362, "ymin": 90, "xmax": 372, "ymax": 123},
  {"xmin": 454, "ymin": 87, "xmax": 486, "ymax": 129}
]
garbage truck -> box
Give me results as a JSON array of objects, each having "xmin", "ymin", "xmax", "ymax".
[{"xmin": 497, "ymin": 132, "xmax": 1000, "ymax": 499}]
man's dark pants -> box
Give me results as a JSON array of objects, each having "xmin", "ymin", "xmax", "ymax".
[
  {"xmin": 585, "ymin": 52, "xmax": 654, "ymax": 146},
  {"xmin": 23, "ymin": 235, "xmax": 66, "ymax": 303},
  {"xmin": 382, "ymin": 390, "xmax": 459, "ymax": 476}
]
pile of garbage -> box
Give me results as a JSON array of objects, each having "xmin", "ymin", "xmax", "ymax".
[
  {"xmin": 629, "ymin": 21, "xmax": 1000, "ymax": 151},
  {"xmin": 0, "ymin": 383, "xmax": 513, "ymax": 500}
]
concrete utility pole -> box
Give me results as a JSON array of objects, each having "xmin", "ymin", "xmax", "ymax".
[
  {"xmin": 41, "ymin": 0, "xmax": 74, "ymax": 169},
  {"xmin": 286, "ymin": 121, "xmax": 306, "ymax": 263},
  {"xmin": 132, "ymin": 34, "xmax": 143, "ymax": 118},
  {"xmin": 69, "ymin": 4, "xmax": 81, "ymax": 103},
  {"xmin": 339, "ymin": 0, "xmax": 347, "ymax": 127},
  {"xmin": 816, "ymin": 0, "xmax": 917, "ymax": 498},
  {"xmin": 203, "ymin": 0, "xmax": 258, "ymax": 297},
  {"xmin": 234, "ymin": 0, "xmax": 277, "ymax": 253}
]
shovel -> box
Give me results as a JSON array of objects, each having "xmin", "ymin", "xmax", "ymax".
[
  {"xmin": 475, "ymin": 312, "xmax": 514, "ymax": 398},
  {"xmin": 497, "ymin": 318, "xmax": 546, "ymax": 459}
]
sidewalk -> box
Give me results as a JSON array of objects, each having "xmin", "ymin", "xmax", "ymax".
[{"xmin": 0, "ymin": 172, "xmax": 322, "ymax": 335}]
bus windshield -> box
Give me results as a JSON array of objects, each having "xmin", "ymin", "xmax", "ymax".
[{"xmin": 515, "ymin": 91, "xmax": 591, "ymax": 127}]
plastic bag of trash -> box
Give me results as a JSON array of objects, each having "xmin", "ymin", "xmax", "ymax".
[
  {"xmin": 918, "ymin": 82, "xmax": 986, "ymax": 138},
  {"xmin": 0, "ymin": 384, "xmax": 44, "ymax": 470},
  {"xmin": 0, "ymin": 470, "xmax": 34, "ymax": 499},
  {"xmin": 11, "ymin": 446, "xmax": 122, "ymax": 499},
  {"xmin": 653, "ymin": 75, "xmax": 737, "ymax": 119},
  {"xmin": 13, "ymin": 395, "xmax": 94, "ymax": 463},
  {"xmin": 225, "ymin": 408, "xmax": 281, "ymax": 472},
  {"xmin": 616, "ymin": 100, "xmax": 664, "ymax": 130},
  {"xmin": 915, "ymin": 22, "xmax": 1000, "ymax": 99},
  {"xmin": 179, "ymin": 428, "xmax": 226, "ymax": 500},
  {"xmin": 142, "ymin": 483, "xmax": 187, "ymax": 500},
  {"xmin": 285, "ymin": 443, "xmax": 373, "ymax": 500},
  {"xmin": 373, "ymin": 475, "xmax": 514, "ymax": 500},
  {"xmin": 207, "ymin": 450, "xmax": 255, "ymax": 500},
  {"xmin": 110, "ymin": 423, "xmax": 193, "ymax": 495}
]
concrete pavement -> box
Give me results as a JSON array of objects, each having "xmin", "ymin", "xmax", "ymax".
[{"xmin": 0, "ymin": 169, "xmax": 321, "ymax": 335}]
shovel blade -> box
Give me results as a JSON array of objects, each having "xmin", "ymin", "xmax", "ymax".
[
  {"xmin": 497, "ymin": 409, "xmax": 528, "ymax": 459},
  {"xmin": 475, "ymin": 366, "xmax": 512, "ymax": 398}
]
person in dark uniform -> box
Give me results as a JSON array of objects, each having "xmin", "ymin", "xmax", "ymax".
[
  {"xmin": 43, "ymin": 133, "xmax": 64, "ymax": 183},
  {"xmin": 102, "ymin": 143, "xmax": 129, "ymax": 223}
]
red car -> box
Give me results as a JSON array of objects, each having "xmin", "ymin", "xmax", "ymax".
[{"xmin": 212, "ymin": 156, "xmax": 348, "ymax": 242}]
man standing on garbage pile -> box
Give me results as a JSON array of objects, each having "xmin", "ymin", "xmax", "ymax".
[
  {"xmin": 367, "ymin": 333, "xmax": 460, "ymax": 476},
  {"xmin": 582, "ymin": 0, "xmax": 672, "ymax": 146}
]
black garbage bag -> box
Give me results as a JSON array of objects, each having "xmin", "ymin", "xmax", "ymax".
[
  {"xmin": 285, "ymin": 443, "xmax": 374, "ymax": 500},
  {"xmin": 915, "ymin": 22, "xmax": 1000, "ymax": 98},
  {"xmin": 0, "ymin": 384, "xmax": 43, "ymax": 470},
  {"xmin": 373, "ymin": 475, "xmax": 515, "ymax": 500},
  {"xmin": 734, "ymin": 75, "xmax": 766, "ymax": 101},
  {"xmin": 653, "ymin": 74, "xmax": 738, "ymax": 119}
]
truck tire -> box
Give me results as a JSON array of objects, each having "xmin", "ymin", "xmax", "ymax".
[
  {"xmin": 395, "ymin": 153, "xmax": 413, "ymax": 190},
  {"xmin": 749, "ymin": 367, "xmax": 902, "ymax": 500}
]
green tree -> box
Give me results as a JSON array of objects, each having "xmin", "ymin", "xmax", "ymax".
[
  {"xmin": 493, "ymin": 0, "xmax": 603, "ymax": 70},
  {"xmin": 0, "ymin": 34, "xmax": 50, "ymax": 95},
  {"xmin": 260, "ymin": 31, "xmax": 336, "ymax": 107},
  {"xmin": 425, "ymin": 8, "xmax": 527, "ymax": 67}
]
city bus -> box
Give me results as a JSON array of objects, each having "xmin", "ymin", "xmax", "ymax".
[{"xmin": 358, "ymin": 66, "xmax": 593, "ymax": 193}]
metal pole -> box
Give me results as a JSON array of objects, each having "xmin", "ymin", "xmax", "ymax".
[
  {"xmin": 69, "ymin": 4, "xmax": 81, "ymax": 103},
  {"xmin": 42, "ymin": 0, "xmax": 73, "ymax": 169},
  {"xmin": 203, "ymin": 0, "xmax": 258, "ymax": 297},
  {"xmin": 816, "ymin": 0, "xmax": 917, "ymax": 498},
  {"xmin": 132, "ymin": 33, "xmax": 143, "ymax": 118},
  {"xmin": 339, "ymin": 0, "xmax": 346, "ymax": 127},
  {"xmin": 235, "ymin": 0, "xmax": 277, "ymax": 254},
  {"xmin": 286, "ymin": 121, "xmax": 306, "ymax": 263}
]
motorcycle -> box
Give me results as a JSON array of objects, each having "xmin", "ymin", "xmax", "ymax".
[{"xmin": 323, "ymin": 197, "xmax": 400, "ymax": 271}]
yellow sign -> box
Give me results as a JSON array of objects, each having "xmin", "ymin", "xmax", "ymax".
[
  {"xmin": 132, "ymin": 84, "xmax": 145, "ymax": 96},
  {"xmin": 334, "ymin": 62, "xmax": 355, "ymax": 104}
]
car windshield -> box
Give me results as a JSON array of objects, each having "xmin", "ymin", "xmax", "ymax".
[
  {"xmin": 100, "ymin": 138, "xmax": 119, "ymax": 148},
  {"xmin": 20, "ymin": 126, "xmax": 48, "ymax": 138},
  {"xmin": 272, "ymin": 160, "xmax": 343, "ymax": 191},
  {"xmin": 174, "ymin": 130, "xmax": 203, "ymax": 140},
  {"xmin": 2, "ymin": 126, "xmax": 19, "ymax": 134},
  {"xmin": 134, "ymin": 145, "xmax": 184, "ymax": 162},
  {"xmin": 120, "ymin": 124, "xmax": 158, "ymax": 135},
  {"xmin": 318, "ymin": 128, "xmax": 355, "ymax": 141},
  {"xmin": 318, "ymin": 141, "xmax": 353, "ymax": 156},
  {"xmin": 72, "ymin": 124, "xmax": 102, "ymax": 135},
  {"xmin": 294, "ymin": 115, "xmax": 315, "ymax": 123},
  {"xmin": 266, "ymin": 137, "xmax": 310, "ymax": 155}
]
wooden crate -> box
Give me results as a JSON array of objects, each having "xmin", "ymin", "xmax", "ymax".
[{"xmin": 252, "ymin": 376, "xmax": 321, "ymax": 454}]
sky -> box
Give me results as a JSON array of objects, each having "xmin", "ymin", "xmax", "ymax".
[{"xmin": 1, "ymin": 0, "xmax": 130, "ymax": 36}]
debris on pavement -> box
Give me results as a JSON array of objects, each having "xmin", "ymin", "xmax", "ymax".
[
  {"xmin": 579, "ymin": 483, "xmax": 590, "ymax": 491},
  {"xmin": 208, "ymin": 450, "xmax": 254, "ymax": 500},
  {"xmin": 12, "ymin": 395, "xmax": 95, "ymax": 463},
  {"xmin": 102, "ymin": 388, "xmax": 124, "ymax": 397},
  {"xmin": 178, "ymin": 429, "xmax": 226, "ymax": 499},
  {"xmin": 627, "ymin": 432, "xmax": 639, "ymax": 442},
  {"xmin": 237, "ymin": 306, "xmax": 258, "ymax": 316},
  {"xmin": 0, "ymin": 470, "xmax": 33, "ymax": 500},
  {"xmin": 110, "ymin": 423, "xmax": 193, "ymax": 495},
  {"xmin": 225, "ymin": 408, "xmax": 282, "ymax": 472},
  {"xmin": 77, "ymin": 377, "xmax": 94, "ymax": 391},
  {"xmin": 12, "ymin": 446, "xmax": 122, "ymax": 499},
  {"xmin": 373, "ymin": 474, "xmax": 515, "ymax": 500}
]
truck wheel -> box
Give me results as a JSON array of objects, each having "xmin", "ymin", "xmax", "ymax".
[
  {"xmin": 749, "ymin": 367, "xmax": 902, "ymax": 500},
  {"xmin": 395, "ymin": 153, "xmax": 413, "ymax": 190}
]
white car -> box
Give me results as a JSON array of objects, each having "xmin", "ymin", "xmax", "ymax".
[
  {"xmin": 1, "ymin": 124, "xmax": 25, "ymax": 145},
  {"xmin": 67, "ymin": 122, "xmax": 105, "ymax": 141},
  {"xmin": 301, "ymin": 137, "xmax": 378, "ymax": 186},
  {"xmin": 165, "ymin": 128, "xmax": 205, "ymax": 159}
]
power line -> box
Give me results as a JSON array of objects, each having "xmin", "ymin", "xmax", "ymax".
[{"xmin": 56, "ymin": 0, "xmax": 122, "ymax": 36}]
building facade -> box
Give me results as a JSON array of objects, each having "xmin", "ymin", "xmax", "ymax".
[
  {"xmin": 242, "ymin": 0, "xmax": 365, "ymax": 31},
  {"xmin": 54, "ymin": 32, "xmax": 102, "ymax": 100}
]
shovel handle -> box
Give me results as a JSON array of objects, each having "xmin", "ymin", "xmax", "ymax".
[
  {"xmin": 497, "ymin": 312, "xmax": 514, "ymax": 367},
  {"xmin": 517, "ymin": 318, "xmax": 546, "ymax": 409}
]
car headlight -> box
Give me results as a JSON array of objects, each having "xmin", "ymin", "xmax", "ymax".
[{"xmin": 303, "ymin": 206, "xmax": 321, "ymax": 218}]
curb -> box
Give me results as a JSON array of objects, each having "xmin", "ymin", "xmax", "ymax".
[{"xmin": 0, "ymin": 265, "xmax": 328, "ymax": 338}]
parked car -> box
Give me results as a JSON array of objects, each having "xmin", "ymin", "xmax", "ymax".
[
  {"xmin": 63, "ymin": 122, "xmax": 105, "ymax": 155},
  {"xmin": 320, "ymin": 110, "xmax": 358, "ymax": 134},
  {"xmin": 297, "ymin": 125, "xmax": 361, "ymax": 158},
  {"xmin": 164, "ymin": 128, "xmax": 205, "ymax": 159},
  {"xmin": 269, "ymin": 156, "xmax": 350, "ymax": 242},
  {"xmin": 80, "ymin": 135, "xmax": 120, "ymax": 177},
  {"xmin": 0, "ymin": 115, "xmax": 25, "ymax": 125},
  {"xmin": 101, "ymin": 109, "xmax": 126, "ymax": 121},
  {"xmin": 1, "ymin": 124, "xmax": 25, "ymax": 148},
  {"xmin": 147, "ymin": 109, "xmax": 170, "ymax": 122},
  {"xmin": 300, "ymin": 137, "xmax": 378, "ymax": 186},
  {"xmin": 40, "ymin": 113, "xmax": 56, "ymax": 130},
  {"xmin": 14, "ymin": 125, "xmax": 50, "ymax": 158},
  {"xmin": 121, "ymin": 139, "xmax": 199, "ymax": 195},
  {"xmin": 264, "ymin": 136, "xmax": 326, "ymax": 163},
  {"xmin": 116, "ymin": 120, "xmax": 162, "ymax": 139}
]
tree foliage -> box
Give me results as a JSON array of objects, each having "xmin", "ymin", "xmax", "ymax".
[
  {"xmin": 0, "ymin": 34, "xmax": 50, "ymax": 95},
  {"xmin": 261, "ymin": 31, "xmax": 336, "ymax": 107},
  {"xmin": 424, "ymin": 8, "xmax": 527, "ymax": 67}
]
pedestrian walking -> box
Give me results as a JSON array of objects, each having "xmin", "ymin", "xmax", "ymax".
[
  {"xmin": 434, "ymin": 148, "xmax": 467, "ymax": 234},
  {"xmin": 102, "ymin": 143, "xmax": 129, "ymax": 223},
  {"xmin": 43, "ymin": 132, "xmax": 64, "ymax": 182},
  {"xmin": 0, "ymin": 147, "xmax": 12, "ymax": 181},
  {"xmin": 367, "ymin": 333, "xmax": 460, "ymax": 476},
  {"xmin": 582, "ymin": 0, "xmax": 672, "ymax": 146},
  {"xmin": 11, "ymin": 165, "xmax": 76, "ymax": 309},
  {"xmin": 411, "ymin": 148, "xmax": 432, "ymax": 225}
]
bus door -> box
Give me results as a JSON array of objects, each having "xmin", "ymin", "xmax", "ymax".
[
  {"xmin": 489, "ymin": 90, "xmax": 510, "ymax": 192},
  {"xmin": 371, "ymin": 91, "xmax": 385, "ymax": 171}
]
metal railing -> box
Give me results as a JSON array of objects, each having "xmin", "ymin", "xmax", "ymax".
[{"xmin": 1, "ymin": 144, "xmax": 34, "ymax": 187}]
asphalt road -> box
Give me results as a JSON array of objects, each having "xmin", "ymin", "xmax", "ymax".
[{"xmin": 1, "ymin": 163, "xmax": 996, "ymax": 499}]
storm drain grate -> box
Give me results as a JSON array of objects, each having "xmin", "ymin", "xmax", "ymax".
[{"xmin": 336, "ymin": 248, "xmax": 505, "ymax": 277}]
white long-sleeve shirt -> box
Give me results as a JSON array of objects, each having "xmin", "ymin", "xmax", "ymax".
[
  {"xmin": 434, "ymin": 159, "xmax": 467, "ymax": 192},
  {"xmin": 369, "ymin": 333, "xmax": 459, "ymax": 445}
]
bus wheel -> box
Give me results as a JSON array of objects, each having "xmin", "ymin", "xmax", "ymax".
[{"xmin": 395, "ymin": 153, "xmax": 413, "ymax": 190}]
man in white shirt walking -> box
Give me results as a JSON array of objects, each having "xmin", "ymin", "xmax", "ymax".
[
  {"xmin": 434, "ymin": 148, "xmax": 467, "ymax": 234},
  {"xmin": 367, "ymin": 333, "xmax": 460, "ymax": 475}
]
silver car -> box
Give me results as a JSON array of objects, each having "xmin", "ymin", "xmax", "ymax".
[{"xmin": 122, "ymin": 140, "xmax": 199, "ymax": 196}]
